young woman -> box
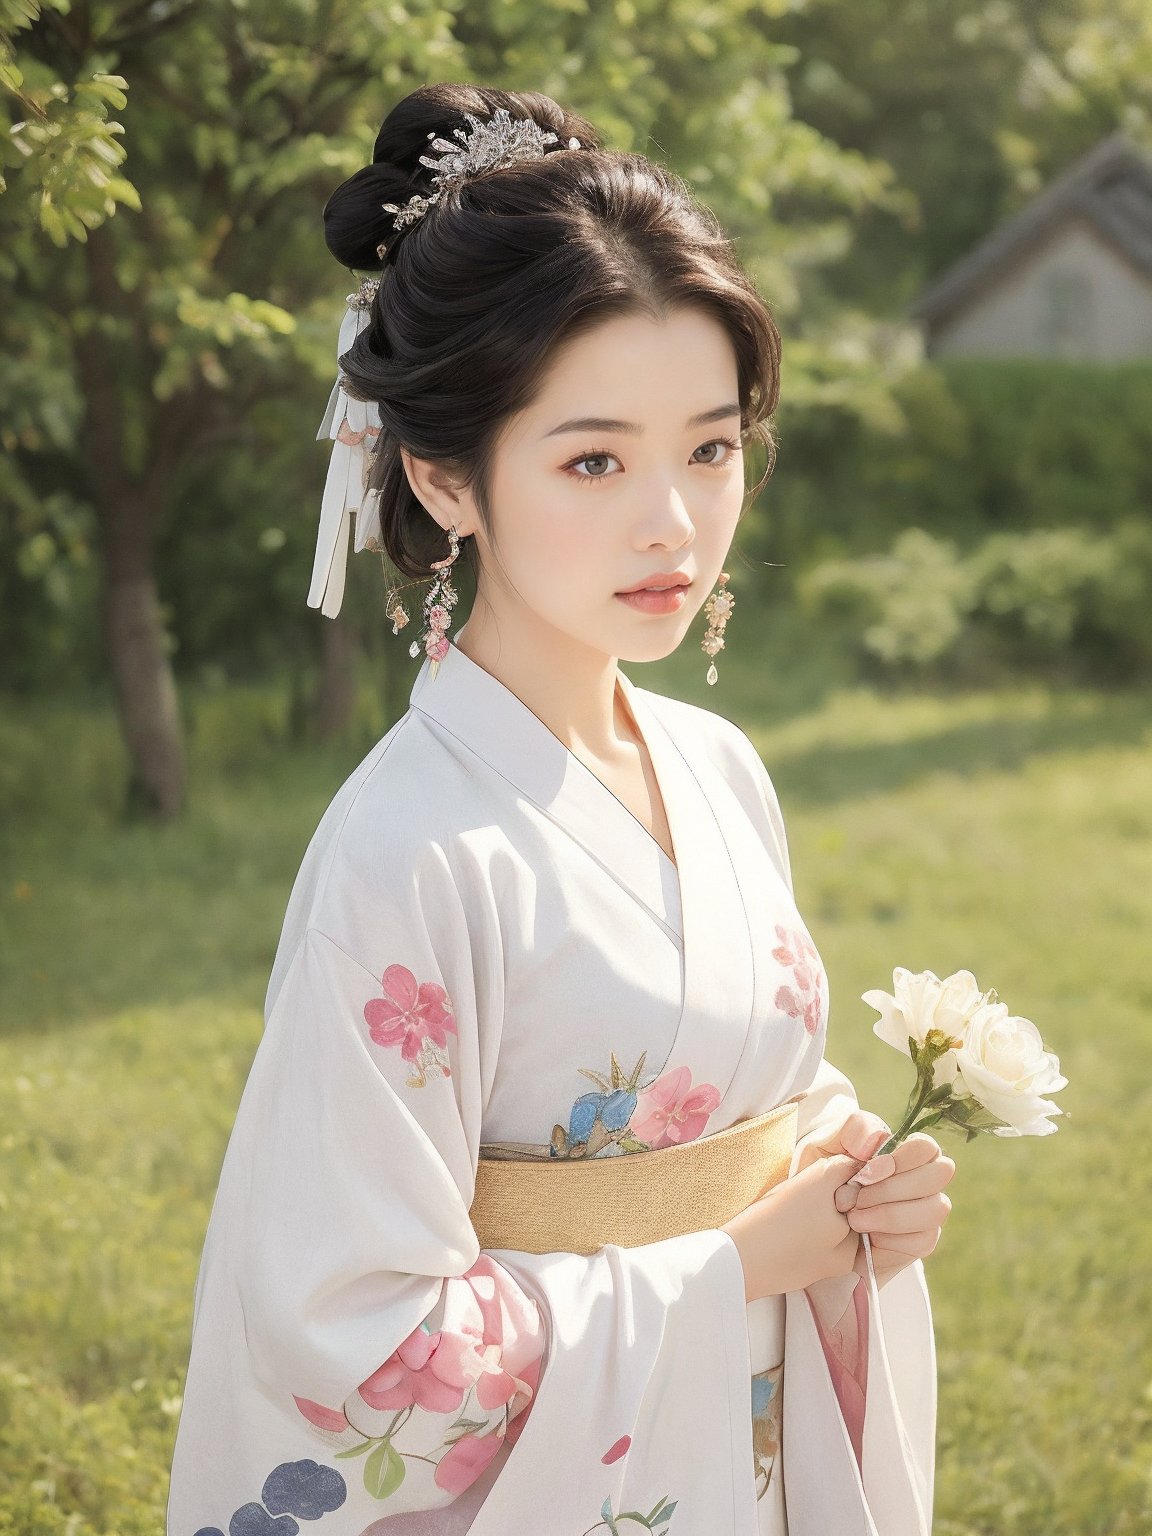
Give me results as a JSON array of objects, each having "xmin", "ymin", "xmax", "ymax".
[{"xmin": 168, "ymin": 82, "xmax": 954, "ymax": 1536}]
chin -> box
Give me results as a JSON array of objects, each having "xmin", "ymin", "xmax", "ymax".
[{"xmin": 613, "ymin": 631, "xmax": 689, "ymax": 666}]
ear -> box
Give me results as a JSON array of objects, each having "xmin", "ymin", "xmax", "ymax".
[{"xmin": 400, "ymin": 447, "xmax": 479, "ymax": 540}]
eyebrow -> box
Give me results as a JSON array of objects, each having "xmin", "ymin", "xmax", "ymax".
[{"xmin": 541, "ymin": 402, "xmax": 743, "ymax": 439}]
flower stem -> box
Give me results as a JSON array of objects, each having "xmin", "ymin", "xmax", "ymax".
[{"xmin": 874, "ymin": 1072, "xmax": 939, "ymax": 1157}]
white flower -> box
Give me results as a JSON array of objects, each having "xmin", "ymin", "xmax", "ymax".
[
  {"xmin": 861, "ymin": 967, "xmax": 984, "ymax": 1088},
  {"xmin": 952, "ymin": 998, "xmax": 1067, "ymax": 1136}
]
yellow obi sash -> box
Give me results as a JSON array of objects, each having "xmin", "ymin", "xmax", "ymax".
[{"xmin": 469, "ymin": 1099, "xmax": 798, "ymax": 1256}]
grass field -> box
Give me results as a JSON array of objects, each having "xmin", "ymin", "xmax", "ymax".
[{"xmin": 1, "ymin": 642, "xmax": 1150, "ymax": 1534}]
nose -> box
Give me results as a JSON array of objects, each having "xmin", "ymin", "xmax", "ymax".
[{"xmin": 636, "ymin": 481, "xmax": 695, "ymax": 550}]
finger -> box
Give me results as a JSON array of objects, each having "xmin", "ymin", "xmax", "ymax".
[
  {"xmin": 866, "ymin": 1227, "xmax": 942, "ymax": 1259},
  {"xmin": 839, "ymin": 1110, "xmax": 893, "ymax": 1162},
  {"xmin": 833, "ymin": 1148, "xmax": 895, "ymax": 1211},
  {"xmin": 847, "ymin": 1134, "xmax": 943, "ymax": 1197},
  {"xmin": 835, "ymin": 1181, "xmax": 861, "ymax": 1213},
  {"xmin": 807, "ymin": 1110, "xmax": 886, "ymax": 1162},
  {"xmin": 849, "ymin": 1151, "xmax": 897, "ymax": 1186},
  {"xmin": 890, "ymin": 1134, "xmax": 946, "ymax": 1171},
  {"xmin": 847, "ymin": 1192, "xmax": 952, "ymax": 1234},
  {"xmin": 822, "ymin": 1155, "xmax": 877, "ymax": 1211},
  {"xmin": 852, "ymin": 1157, "xmax": 956, "ymax": 1209}
]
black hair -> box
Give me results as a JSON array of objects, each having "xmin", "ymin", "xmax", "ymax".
[{"xmin": 322, "ymin": 81, "xmax": 782, "ymax": 580}]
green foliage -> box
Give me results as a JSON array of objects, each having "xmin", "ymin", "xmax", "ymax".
[
  {"xmin": 773, "ymin": 359, "xmax": 1152, "ymax": 560},
  {"xmin": 769, "ymin": 0, "xmax": 1152, "ymax": 317},
  {"xmin": 0, "ymin": 0, "xmax": 914, "ymax": 708},
  {"xmin": 799, "ymin": 527, "xmax": 982, "ymax": 668},
  {"xmin": 1, "ymin": 0, "xmax": 138, "ymax": 237},
  {"xmin": 797, "ymin": 518, "xmax": 1152, "ymax": 682}
]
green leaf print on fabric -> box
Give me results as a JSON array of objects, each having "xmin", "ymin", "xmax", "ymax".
[
  {"xmin": 293, "ymin": 1257, "xmax": 544, "ymax": 1506},
  {"xmin": 578, "ymin": 1436, "xmax": 678, "ymax": 1534}
]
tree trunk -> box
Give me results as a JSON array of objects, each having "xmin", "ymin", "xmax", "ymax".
[
  {"xmin": 73, "ymin": 226, "xmax": 191, "ymax": 821},
  {"xmin": 314, "ymin": 615, "xmax": 359, "ymax": 741},
  {"xmin": 96, "ymin": 481, "xmax": 187, "ymax": 819},
  {"xmin": 101, "ymin": 563, "xmax": 187, "ymax": 819}
]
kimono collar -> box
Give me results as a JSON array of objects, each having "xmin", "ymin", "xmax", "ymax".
[
  {"xmin": 407, "ymin": 635, "xmax": 760, "ymax": 1101},
  {"xmin": 406, "ymin": 635, "xmax": 668, "ymax": 888},
  {"xmin": 407, "ymin": 635, "xmax": 643, "ymax": 796}
]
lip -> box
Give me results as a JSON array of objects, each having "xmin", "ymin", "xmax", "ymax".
[
  {"xmin": 615, "ymin": 585, "xmax": 689, "ymax": 615},
  {"xmin": 614, "ymin": 572, "xmax": 693, "ymax": 595}
]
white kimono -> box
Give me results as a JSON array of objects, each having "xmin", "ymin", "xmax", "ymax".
[{"xmin": 167, "ymin": 636, "xmax": 936, "ymax": 1536}]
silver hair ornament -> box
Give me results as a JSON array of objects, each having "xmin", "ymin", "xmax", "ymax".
[
  {"xmin": 308, "ymin": 109, "xmax": 582, "ymax": 620},
  {"xmin": 380, "ymin": 107, "xmax": 583, "ymax": 235}
]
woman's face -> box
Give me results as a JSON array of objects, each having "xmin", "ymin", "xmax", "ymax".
[{"xmin": 464, "ymin": 304, "xmax": 747, "ymax": 667}]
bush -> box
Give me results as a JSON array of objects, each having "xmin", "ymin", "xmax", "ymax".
[
  {"xmin": 797, "ymin": 519, "xmax": 1152, "ymax": 684},
  {"xmin": 798, "ymin": 527, "xmax": 980, "ymax": 667},
  {"xmin": 761, "ymin": 359, "xmax": 1152, "ymax": 580}
]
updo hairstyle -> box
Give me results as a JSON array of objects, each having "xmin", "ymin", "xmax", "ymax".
[{"xmin": 322, "ymin": 82, "xmax": 782, "ymax": 581}]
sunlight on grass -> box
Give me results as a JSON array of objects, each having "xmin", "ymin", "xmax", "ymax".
[{"xmin": 1, "ymin": 672, "xmax": 1149, "ymax": 1533}]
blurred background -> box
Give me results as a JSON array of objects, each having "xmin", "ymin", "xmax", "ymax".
[{"xmin": 1, "ymin": 2, "xmax": 1150, "ymax": 1530}]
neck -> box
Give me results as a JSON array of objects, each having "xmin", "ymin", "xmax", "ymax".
[{"xmin": 453, "ymin": 613, "xmax": 638, "ymax": 763}]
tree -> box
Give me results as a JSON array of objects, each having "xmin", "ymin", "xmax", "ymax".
[
  {"xmin": 767, "ymin": 0, "xmax": 1152, "ymax": 313},
  {"xmin": 2, "ymin": 0, "xmax": 904, "ymax": 818}
]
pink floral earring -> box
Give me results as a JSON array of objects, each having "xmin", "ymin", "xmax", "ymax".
[
  {"xmin": 384, "ymin": 524, "xmax": 462, "ymax": 681},
  {"xmin": 701, "ymin": 571, "xmax": 734, "ymax": 685}
]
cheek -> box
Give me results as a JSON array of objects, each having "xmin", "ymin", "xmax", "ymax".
[
  {"xmin": 490, "ymin": 472, "xmax": 606, "ymax": 593},
  {"xmin": 714, "ymin": 473, "xmax": 747, "ymax": 535}
]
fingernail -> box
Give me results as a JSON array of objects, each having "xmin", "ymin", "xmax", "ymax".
[{"xmin": 855, "ymin": 1153, "xmax": 895, "ymax": 1184}]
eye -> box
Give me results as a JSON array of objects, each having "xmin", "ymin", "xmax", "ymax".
[
  {"xmin": 565, "ymin": 450, "xmax": 622, "ymax": 482},
  {"xmin": 691, "ymin": 436, "xmax": 742, "ymax": 467},
  {"xmin": 562, "ymin": 436, "xmax": 743, "ymax": 486}
]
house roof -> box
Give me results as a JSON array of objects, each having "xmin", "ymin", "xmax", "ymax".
[{"xmin": 909, "ymin": 131, "xmax": 1152, "ymax": 326}]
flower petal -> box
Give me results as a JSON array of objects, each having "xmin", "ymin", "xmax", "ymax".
[{"xmin": 381, "ymin": 963, "xmax": 419, "ymax": 1011}]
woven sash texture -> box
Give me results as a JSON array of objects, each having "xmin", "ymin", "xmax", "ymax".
[{"xmin": 469, "ymin": 1099, "xmax": 799, "ymax": 1256}]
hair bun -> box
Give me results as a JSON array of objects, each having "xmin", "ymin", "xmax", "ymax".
[
  {"xmin": 322, "ymin": 161, "xmax": 412, "ymax": 270},
  {"xmin": 322, "ymin": 82, "xmax": 600, "ymax": 270}
]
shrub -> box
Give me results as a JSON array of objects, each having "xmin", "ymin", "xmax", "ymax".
[{"xmin": 797, "ymin": 520, "xmax": 1152, "ymax": 683}]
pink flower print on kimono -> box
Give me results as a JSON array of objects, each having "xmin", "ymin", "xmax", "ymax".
[
  {"xmin": 771, "ymin": 922, "xmax": 826, "ymax": 1036},
  {"xmin": 363, "ymin": 961, "xmax": 458, "ymax": 1087},
  {"xmin": 750, "ymin": 1364, "xmax": 784, "ymax": 1502},
  {"xmin": 548, "ymin": 1052, "xmax": 721, "ymax": 1160},
  {"xmin": 629, "ymin": 1063, "xmax": 722, "ymax": 1150},
  {"xmin": 293, "ymin": 1257, "xmax": 545, "ymax": 1507}
]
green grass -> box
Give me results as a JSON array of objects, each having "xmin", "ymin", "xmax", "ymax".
[{"xmin": 1, "ymin": 654, "xmax": 1150, "ymax": 1534}]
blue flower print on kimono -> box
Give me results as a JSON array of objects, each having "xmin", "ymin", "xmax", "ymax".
[
  {"xmin": 191, "ymin": 1457, "xmax": 347, "ymax": 1536},
  {"xmin": 750, "ymin": 1365, "xmax": 784, "ymax": 1503},
  {"xmin": 291, "ymin": 1255, "xmax": 546, "ymax": 1508},
  {"xmin": 548, "ymin": 1052, "xmax": 722, "ymax": 1160}
]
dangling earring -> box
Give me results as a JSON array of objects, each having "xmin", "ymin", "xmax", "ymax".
[
  {"xmin": 701, "ymin": 571, "xmax": 734, "ymax": 686},
  {"xmin": 383, "ymin": 524, "xmax": 463, "ymax": 682}
]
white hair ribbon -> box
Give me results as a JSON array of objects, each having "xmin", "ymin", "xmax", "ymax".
[{"xmin": 307, "ymin": 279, "xmax": 383, "ymax": 619}]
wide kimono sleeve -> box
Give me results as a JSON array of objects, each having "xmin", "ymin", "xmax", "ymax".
[
  {"xmin": 707, "ymin": 713, "xmax": 937, "ymax": 1536},
  {"xmin": 240, "ymin": 923, "xmax": 548, "ymax": 1512},
  {"xmin": 170, "ymin": 829, "xmax": 759, "ymax": 1535}
]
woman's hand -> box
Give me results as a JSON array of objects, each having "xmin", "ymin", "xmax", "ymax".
[
  {"xmin": 721, "ymin": 1108, "xmax": 957, "ymax": 1301},
  {"xmin": 843, "ymin": 1131, "xmax": 956, "ymax": 1284},
  {"xmin": 802, "ymin": 1111, "xmax": 956, "ymax": 1287},
  {"xmin": 721, "ymin": 1151, "xmax": 869, "ymax": 1302}
]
